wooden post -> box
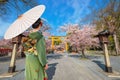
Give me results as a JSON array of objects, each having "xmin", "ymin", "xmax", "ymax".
[
  {"xmin": 8, "ymin": 43, "xmax": 17, "ymax": 73},
  {"xmin": 103, "ymin": 43, "xmax": 112, "ymax": 73},
  {"xmin": 8, "ymin": 35, "xmax": 22, "ymax": 73},
  {"xmin": 65, "ymin": 42, "xmax": 68, "ymax": 52},
  {"xmin": 95, "ymin": 30, "xmax": 112, "ymax": 73},
  {"xmin": 51, "ymin": 37, "xmax": 54, "ymax": 50}
]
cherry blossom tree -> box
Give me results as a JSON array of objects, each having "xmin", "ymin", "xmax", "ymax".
[
  {"xmin": 0, "ymin": 39, "xmax": 12, "ymax": 48},
  {"xmin": 54, "ymin": 42, "xmax": 65, "ymax": 53},
  {"xmin": 0, "ymin": 39, "xmax": 12, "ymax": 56},
  {"xmin": 59, "ymin": 24, "xmax": 99, "ymax": 57},
  {"xmin": 45, "ymin": 39, "xmax": 51, "ymax": 54}
]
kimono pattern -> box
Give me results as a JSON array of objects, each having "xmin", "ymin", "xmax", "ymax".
[{"xmin": 23, "ymin": 31, "xmax": 47, "ymax": 80}]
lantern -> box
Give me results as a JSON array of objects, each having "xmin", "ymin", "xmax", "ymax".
[{"xmin": 95, "ymin": 30, "xmax": 112, "ymax": 73}]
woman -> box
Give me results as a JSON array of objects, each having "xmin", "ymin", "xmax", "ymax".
[{"xmin": 23, "ymin": 18, "xmax": 48, "ymax": 80}]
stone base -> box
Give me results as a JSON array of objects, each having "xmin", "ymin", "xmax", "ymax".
[
  {"xmin": 0, "ymin": 71, "xmax": 19, "ymax": 78},
  {"xmin": 108, "ymin": 74, "xmax": 120, "ymax": 78},
  {"xmin": 8, "ymin": 65, "xmax": 16, "ymax": 73},
  {"xmin": 106, "ymin": 71, "xmax": 120, "ymax": 78},
  {"xmin": 105, "ymin": 66, "xmax": 112, "ymax": 73}
]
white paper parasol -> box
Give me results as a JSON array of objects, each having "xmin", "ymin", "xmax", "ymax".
[{"xmin": 4, "ymin": 5, "xmax": 45, "ymax": 39}]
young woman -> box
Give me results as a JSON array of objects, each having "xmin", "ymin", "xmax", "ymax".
[{"xmin": 23, "ymin": 18, "xmax": 48, "ymax": 80}]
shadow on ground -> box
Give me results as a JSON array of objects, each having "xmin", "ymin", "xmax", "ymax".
[
  {"xmin": 0, "ymin": 56, "xmax": 11, "ymax": 62},
  {"xmin": 47, "ymin": 63, "xmax": 58, "ymax": 80},
  {"xmin": 16, "ymin": 68, "xmax": 25, "ymax": 73},
  {"xmin": 92, "ymin": 60, "xmax": 106, "ymax": 71},
  {"xmin": 69, "ymin": 54, "xmax": 102, "ymax": 60},
  {"xmin": 68, "ymin": 54, "xmax": 81, "ymax": 59},
  {"xmin": 47, "ymin": 54, "xmax": 63, "ymax": 60},
  {"xmin": 0, "ymin": 56, "xmax": 25, "ymax": 62},
  {"xmin": 86, "ymin": 55, "xmax": 101, "ymax": 60}
]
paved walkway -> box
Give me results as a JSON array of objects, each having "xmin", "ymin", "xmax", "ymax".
[
  {"xmin": 47, "ymin": 54, "xmax": 118, "ymax": 80},
  {"xmin": 0, "ymin": 53, "xmax": 120, "ymax": 80}
]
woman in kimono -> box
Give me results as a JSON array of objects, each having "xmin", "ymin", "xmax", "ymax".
[{"xmin": 22, "ymin": 18, "xmax": 48, "ymax": 80}]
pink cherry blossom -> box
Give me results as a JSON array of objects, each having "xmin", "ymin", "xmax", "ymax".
[{"xmin": 59, "ymin": 24, "xmax": 99, "ymax": 57}]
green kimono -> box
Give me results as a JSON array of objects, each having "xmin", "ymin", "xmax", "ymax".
[{"xmin": 24, "ymin": 31, "xmax": 47, "ymax": 80}]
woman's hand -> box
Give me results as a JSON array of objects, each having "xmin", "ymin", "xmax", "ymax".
[{"xmin": 44, "ymin": 64, "xmax": 48, "ymax": 70}]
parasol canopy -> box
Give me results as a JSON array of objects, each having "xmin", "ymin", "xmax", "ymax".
[{"xmin": 4, "ymin": 5, "xmax": 45, "ymax": 39}]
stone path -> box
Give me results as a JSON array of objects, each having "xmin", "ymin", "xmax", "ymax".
[
  {"xmin": 0, "ymin": 53, "xmax": 120, "ymax": 80},
  {"xmin": 47, "ymin": 54, "xmax": 111, "ymax": 80}
]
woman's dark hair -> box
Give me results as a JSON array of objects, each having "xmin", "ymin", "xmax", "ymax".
[{"xmin": 32, "ymin": 18, "xmax": 42, "ymax": 29}]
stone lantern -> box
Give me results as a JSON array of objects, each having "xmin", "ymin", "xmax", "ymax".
[
  {"xmin": 96, "ymin": 30, "xmax": 112, "ymax": 73},
  {"xmin": 8, "ymin": 34, "xmax": 23, "ymax": 73}
]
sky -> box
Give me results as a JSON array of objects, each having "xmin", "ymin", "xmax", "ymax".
[{"xmin": 0, "ymin": 0, "xmax": 108, "ymax": 37}]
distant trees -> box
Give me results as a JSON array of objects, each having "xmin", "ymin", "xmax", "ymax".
[
  {"xmin": 43, "ymin": 30, "xmax": 53, "ymax": 54},
  {"xmin": 92, "ymin": 0, "xmax": 120, "ymax": 55},
  {"xmin": 81, "ymin": 0, "xmax": 120, "ymax": 55},
  {"xmin": 59, "ymin": 24, "xmax": 99, "ymax": 57},
  {"xmin": 0, "ymin": 39, "xmax": 12, "ymax": 48}
]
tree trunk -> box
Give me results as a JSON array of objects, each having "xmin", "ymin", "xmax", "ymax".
[
  {"xmin": 113, "ymin": 32, "xmax": 119, "ymax": 55},
  {"xmin": 81, "ymin": 49, "xmax": 86, "ymax": 58}
]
